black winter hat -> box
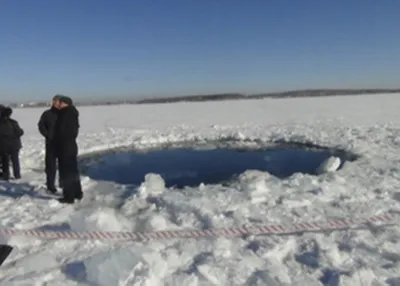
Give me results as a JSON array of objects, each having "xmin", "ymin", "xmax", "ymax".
[
  {"xmin": 60, "ymin": 96, "xmax": 73, "ymax": 106},
  {"xmin": 3, "ymin": 107, "xmax": 12, "ymax": 117}
]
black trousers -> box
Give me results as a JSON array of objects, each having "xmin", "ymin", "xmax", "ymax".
[
  {"xmin": 9, "ymin": 150, "xmax": 21, "ymax": 179},
  {"xmin": 1, "ymin": 153, "xmax": 9, "ymax": 181},
  {"xmin": 58, "ymin": 153, "xmax": 83, "ymax": 202},
  {"xmin": 45, "ymin": 144, "xmax": 62, "ymax": 189}
]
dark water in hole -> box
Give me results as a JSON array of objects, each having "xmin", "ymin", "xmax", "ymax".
[{"xmin": 82, "ymin": 146, "xmax": 355, "ymax": 188}]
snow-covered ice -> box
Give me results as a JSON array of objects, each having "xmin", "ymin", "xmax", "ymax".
[{"xmin": 0, "ymin": 93, "xmax": 399, "ymax": 285}]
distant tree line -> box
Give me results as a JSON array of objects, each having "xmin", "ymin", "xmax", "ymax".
[
  {"xmin": 9, "ymin": 88, "xmax": 400, "ymax": 108},
  {"xmin": 134, "ymin": 88, "xmax": 400, "ymax": 104}
]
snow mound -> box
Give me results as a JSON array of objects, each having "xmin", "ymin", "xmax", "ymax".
[
  {"xmin": 339, "ymin": 268, "xmax": 380, "ymax": 285},
  {"xmin": 83, "ymin": 248, "xmax": 165, "ymax": 285},
  {"xmin": 70, "ymin": 208, "xmax": 134, "ymax": 232},
  {"xmin": 316, "ymin": 156, "xmax": 341, "ymax": 174},
  {"xmin": 138, "ymin": 173, "xmax": 165, "ymax": 198},
  {"xmin": 8, "ymin": 252, "xmax": 57, "ymax": 279},
  {"xmin": 144, "ymin": 214, "xmax": 169, "ymax": 231},
  {"xmin": 238, "ymin": 170, "xmax": 277, "ymax": 203}
]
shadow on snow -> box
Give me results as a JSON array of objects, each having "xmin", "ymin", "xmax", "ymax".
[{"xmin": 0, "ymin": 181, "xmax": 54, "ymax": 200}]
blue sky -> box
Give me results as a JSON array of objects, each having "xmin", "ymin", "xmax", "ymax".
[{"xmin": 1, "ymin": 0, "xmax": 400, "ymax": 101}]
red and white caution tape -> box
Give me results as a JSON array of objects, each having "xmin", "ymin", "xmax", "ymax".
[{"xmin": 0, "ymin": 213, "xmax": 396, "ymax": 242}]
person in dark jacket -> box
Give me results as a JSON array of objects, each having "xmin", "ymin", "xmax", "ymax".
[
  {"xmin": 38, "ymin": 95, "xmax": 62, "ymax": 192},
  {"xmin": 0, "ymin": 107, "xmax": 23, "ymax": 180},
  {"xmin": 1, "ymin": 107, "xmax": 24, "ymax": 179},
  {"xmin": 54, "ymin": 96, "xmax": 83, "ymax": 203},
  {"xmin": 0, "ymin": 105, "xmax": 5, "ymax": 177}
]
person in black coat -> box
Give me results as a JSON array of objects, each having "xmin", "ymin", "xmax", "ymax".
[
  {"xmin": 1, "ymin": 107, "xmax": 24, "ymax": 179},
  {"xmin": 0, "ymin": 107, "xmax": 23, "ymax": 180},
  {"xmin": 38, "ymin": 95, "xmax": 63, "ymax": 192},
  {"xmin": 0, "ymin": 105, "xmax": 5, "ymax": 177},
  {"xmin": 54, "ymin": 96, "xmax": 83, "ymax": 203}
]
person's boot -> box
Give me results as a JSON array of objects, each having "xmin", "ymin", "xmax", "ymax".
[
  {"xmin": 46, "ymin": 185, "xmax": 57, "ymax": 194},
  {"xmin": 58, "ymin": 197, "xmax": 74, "ymax": 204},
  {"xmin": 72, "ymin": 181, "xmax": 83, "ymax": 200},
  {"xmin": 75, "ymin": 192, "xmax": 83, "ymax": 200},
  {"xmin": 2, "ymin": 173, "xmax": 9, "ymax": 181},
  {"xmin": 13, "ymin": 170, "xmax": 21, "ymax": 179},
  {"xmin": 58, "ymin": 184, "xmax": 75, "ymax": 204},
  {"xmin": 58, "ymin": 190, "xmax": 74, "ymax": 203}
]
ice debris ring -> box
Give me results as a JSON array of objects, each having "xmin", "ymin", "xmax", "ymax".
[{"xmin": 0, "ymin": 213, "xmax": 396, "ymax": 242}]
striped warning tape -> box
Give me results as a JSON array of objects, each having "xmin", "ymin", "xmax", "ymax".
[{"xmin": 0, "ymin": 213, "xmax": 396, "ymax": 242}]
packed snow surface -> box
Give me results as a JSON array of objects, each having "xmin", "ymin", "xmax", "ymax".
[{"xmin": 0, "ymin": 94, "xmax": 400, "ymax": 285}]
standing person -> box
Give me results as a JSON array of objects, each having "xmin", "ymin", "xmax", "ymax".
[
  {"xmin": 0, "ymin": 107, "xmax": 22, "ymax": 180},
  {"xmin": 1, "ymin": 107, "xmax": 24, "ymax": 179},
  {"xmin": 0, "ymin": 105, "xmax": 5, "ymax": 177},
  {"xmin": 54, "ymin": 96, "xmax": 83, "ymax": 203},
  {"xmin": 38, "ymin": 95, "xmax": 62, "ymax": 193}
]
